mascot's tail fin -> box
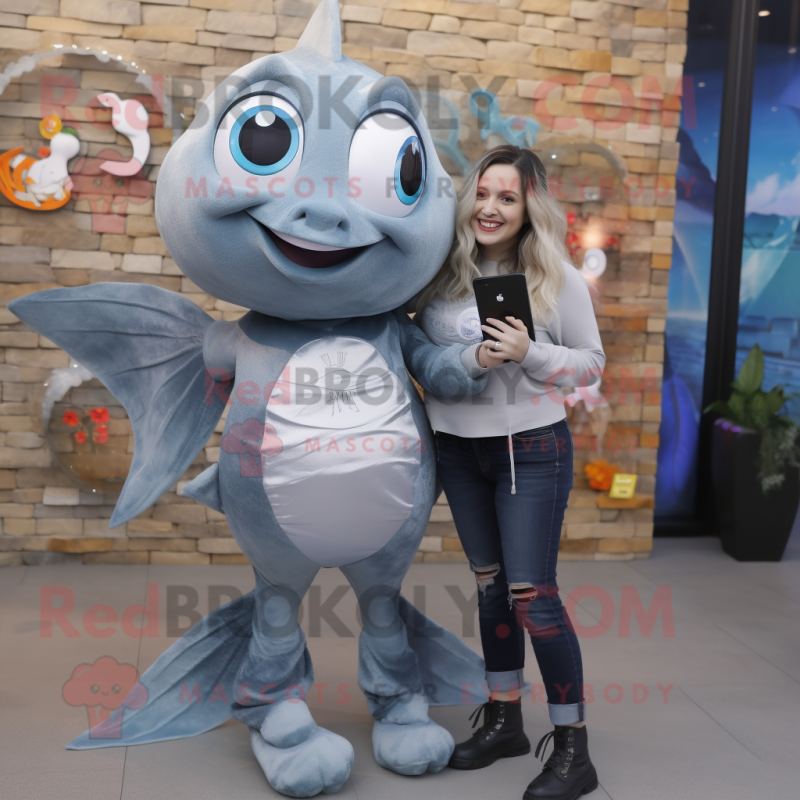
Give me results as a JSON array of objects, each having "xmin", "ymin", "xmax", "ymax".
[
  {"xmin": 8, "ymin": 283, "xmax": 231, "ymax": 527},
  {"xmin": 67, "ymin": 592, "xmax": 254, "ymax": 749},
  {"xmin": 399, "ymin": 596, "xmax": 490, "ymax": 706},
  {"xmin": 67, "ymin": 593, "xmax": 497, "ymax": 750}
]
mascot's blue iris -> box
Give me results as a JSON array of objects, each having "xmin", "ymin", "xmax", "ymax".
[
  {"xmin": 230, "ymin": 105, "xmax": 299, "ymax": 175},
  {"xmin": 394, "ymin": 136, "xmax": 424, "ymax": 205}
]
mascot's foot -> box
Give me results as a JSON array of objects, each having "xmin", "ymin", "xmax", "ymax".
[
  {"xmin": 372, "ymin": 718, "xmax": 455, "ymax": 776},
  {"xmin": 249, "ymin": 727, "xmax": 355, "ymax": 797}
]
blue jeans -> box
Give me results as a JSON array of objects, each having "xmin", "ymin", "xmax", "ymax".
[{"xmin": 435, "ymin": 419, "xmax": 586, "ymax": 725}]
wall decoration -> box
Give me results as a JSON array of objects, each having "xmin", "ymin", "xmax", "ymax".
[
  {"xmin": 585, "ymin": 459, "xmax": 620, "ymax": 491},
  {"xmin": 565, "ymin": 211, "xmax": 616, "ymax": 278},
  {"xmin": 0, "ymin": 48, "xmax": 167, "ymax": 236},
  {"xmin": 581, "ymin": 248, "xmax": 608, "ymax": 279},
  {"xmin": 38, "ymin": 361, "xmax": 132, "ymax": 492},
  {"xmin": 95, "ymin": 92, "xmax": 151, "ymax": 177},
  {"xmin": 0, "ymin": 114, "xmax": 79, "ymax": 210},
  {"xmin": 418, "ymin": 88, "xmax": 543, "ymax": 176},
  {"xmin": 470, "ymin": 88, "xmax": 542, "ymax": 150},
  {"xmin": 0, "ymin": 44, "xmax": 173, "ymax": 228},
  {"xmin": 0, "ymin": 46, "xmax": 174, "ymax": 221}
]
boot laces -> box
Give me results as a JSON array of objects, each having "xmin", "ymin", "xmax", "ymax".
[
  {"xmin": 467, "ymin": 701, "xmax": 504, "ymax": 740},
  {"xmin": 534, "ymin": 729, "xmax": 565, "ymax": 772},
  {"xmin": 468, "ymin": 702, "xmax": 492, "ymax": 732},
  {"xmin": 468, "ymin": 702, "xmax": 488, "ymax": 730}
]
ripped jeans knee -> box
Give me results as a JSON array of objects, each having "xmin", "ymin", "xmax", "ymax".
[
  {"xmin": 508, "ymin": 583, "xmax": 538, "ymax": 609},
  {"xmin": 471, "ymin": 563, "xmax": 501, "ymax": 593}
]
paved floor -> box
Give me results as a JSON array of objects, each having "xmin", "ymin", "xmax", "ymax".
[{"xmin": 2, "ymin": 520, "xmax": 800, "ymax": 800}]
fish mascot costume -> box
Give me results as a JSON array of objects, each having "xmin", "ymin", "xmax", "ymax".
[{"xmin": 10, "ymin": 1, "xmax": 492, "ymax": 795}]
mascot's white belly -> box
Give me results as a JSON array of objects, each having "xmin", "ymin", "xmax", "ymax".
[{"xmin": 262, "ymin": 337, "xmax": 420, "ymax": 567}]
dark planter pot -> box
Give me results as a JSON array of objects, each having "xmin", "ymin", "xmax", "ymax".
[{"xmin": 710, "ymin": 419, "xmax": 800, "ymax": 561}]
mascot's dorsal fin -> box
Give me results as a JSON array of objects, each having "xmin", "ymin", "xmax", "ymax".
[{"xmin": 296, "ymin": 0, "xmax": 342, "ymax": 62}]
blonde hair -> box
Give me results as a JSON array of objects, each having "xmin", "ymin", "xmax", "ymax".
[{"xmin": 416, "ymin": 145, "xmax": 569, "ymax": 323}]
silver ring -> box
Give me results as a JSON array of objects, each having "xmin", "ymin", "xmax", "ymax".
[{"xmin": 494, "ymin": 341, "xmax": 502, "ymax": 350}]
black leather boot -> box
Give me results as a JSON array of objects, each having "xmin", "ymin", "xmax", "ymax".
[
  {"xmin": 523, "ymin": 725, "xmax": 598, "ymax": 799},
  {"xmin": 448, "ymin": 700, "xmax": 530, "ymax": 770}
]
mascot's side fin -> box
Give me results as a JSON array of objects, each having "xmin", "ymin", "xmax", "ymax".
[
  {"xmin": 182, "ymin": 463, "xmax": 223, "ymax": 513},
  {"xmin": 8, "ymin": 284, "xmax": 231, "ymax": 526},
  {"xmin": 399, "ymin": 596, "xmax": 491, "ymax": 706},
  {"xmin": 67, "ymin": 592, "xmax": 254, "ymax": 749}
]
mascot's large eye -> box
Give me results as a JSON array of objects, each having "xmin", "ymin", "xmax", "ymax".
[
  {"xmin": 348, "ymin": 112, "xmax": 426, "ymax": 217},
  {"xmin": 214, "ymin": 94, "xmax": 303, "ymax": 188}
]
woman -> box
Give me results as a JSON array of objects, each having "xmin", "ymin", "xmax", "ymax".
[{"xmin": 415, "ymin": 145, "xmax": 605, "ymax": 800}]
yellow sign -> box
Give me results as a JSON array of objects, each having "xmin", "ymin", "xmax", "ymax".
[{"xmin": 609, "ymin": 473, "xmax": 637, "ymax": 499}]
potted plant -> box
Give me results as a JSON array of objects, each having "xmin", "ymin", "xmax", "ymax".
[{"xmin": 705, "ymin": 344, "xmax": 800, "ymax": 561}]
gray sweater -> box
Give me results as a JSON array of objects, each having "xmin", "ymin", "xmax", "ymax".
[{"xmin": 418, "ymin": 258, "xmax": 606, "ymax": 438}]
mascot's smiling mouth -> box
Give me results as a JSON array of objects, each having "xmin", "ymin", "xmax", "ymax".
[{"xmin": 261, "ymin": 224, "xmax": 367, "ymax": 268}]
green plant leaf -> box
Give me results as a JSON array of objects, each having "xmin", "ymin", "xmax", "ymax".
[
  {"xmin": 762, "ymin": 386, "xmax": 788, "ymax": 416},
  {"xmin": 704, "ymin": 400, "xmax": 732, "ymax": 417},
  {"xmin": 732, "ymin": 344, "xmax": 764, "ymax": 395},
  {"xmin": 749, "ymin": 392, "xmax": 771, "ymax": 431},
  {"xmin": 727, "ymin": 391, "xmax": 748, "ymax": 425},
  {"xmin": 769, "ymin": 414, "xmax": 795, "ymax": 431}
]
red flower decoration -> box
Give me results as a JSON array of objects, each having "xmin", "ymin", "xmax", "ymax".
[
  {"xmin": 93, "ymin": 426, "xmax": 108, "ymax": 444},
  {"xmin": 567, "ymin": 212, "xmax": 577, "ymax": 225},
  {"xmin": 63, "ymin": 410, "xmax": 79, "ymax": 427},
  {"xmin": 565, "ymin": 231, "xmax": 581, "ymax": 260},
  {"xmin": 89, "ymin": 407, "xmax": 110, "ymax": 424},
  {"xmin": 75, "ymin": 431, "xmax": 87, "ymax": 444},
  {"xmin": 584, "ymin": 459, "xmax": 619, "ymax": 491}
]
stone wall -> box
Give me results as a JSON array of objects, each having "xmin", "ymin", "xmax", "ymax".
[{"xmin": 0, "ymin": 0, "xmax": 688, "ymax": 566}]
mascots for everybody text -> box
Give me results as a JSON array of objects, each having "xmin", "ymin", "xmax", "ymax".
[{"xmin": 10, "ymin": 1, "xmax": 490, "ymax": 796}]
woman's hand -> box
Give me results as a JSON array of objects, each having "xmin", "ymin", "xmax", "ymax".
[{"xmin": 478, "ymin": 316, "xmax": 531, "ymax": 366}]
